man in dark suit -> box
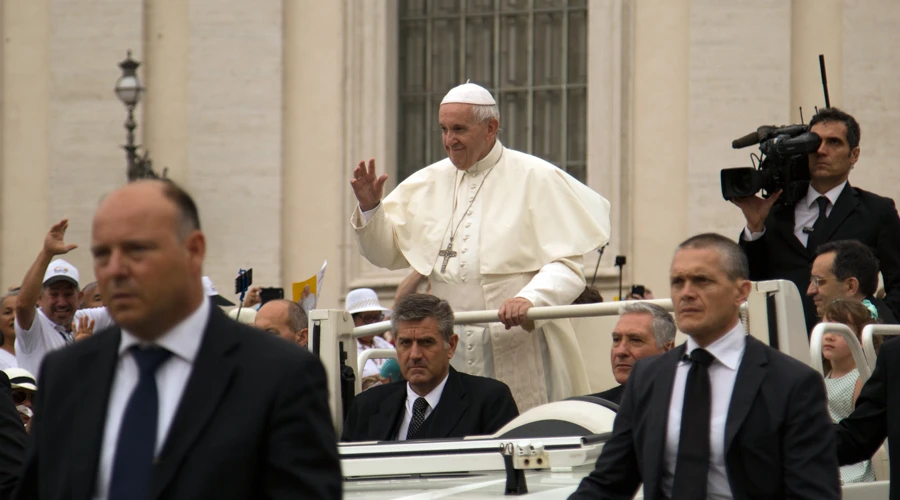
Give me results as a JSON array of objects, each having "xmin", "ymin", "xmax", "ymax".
[
  {"xmin": 733, "ymin": 108, "xmax": 900, "ymax": 331},
  {"xmin": 342, "ymin": 294, "xmax": 518, "ymax": 442},
  {"xmin": 14, "ymin": 180, "xmax": 341, "ymax": 500},
  {"xmin": 587, "ymin": 302, "xmax": 675, "ymax": 405},
  {"xmin": 809, "ymin": 239, "xmax": 898, "ymax": 324},
  {"xmin": 835, "ymin": 334, "xmax": 900, "ymax": 499},
  {"xmin": 0, "ymin": 370, "xmax": 27, "ymax": 498},
  {"xmin": 570, "ymin": 233, "xmax": 839, "ymax": 500}
]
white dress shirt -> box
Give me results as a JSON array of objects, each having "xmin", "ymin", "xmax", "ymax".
[
  {"xmin": 395, "ymin": 372, "xmax": 450, "ymax": 441},
  {"xmin": 93, "ymin": 298, "xmax": 210, "ymax": 500},
  {"xmin": 661, "ymin": 321, "xmax": 747, "ymax": 500},
  {"xmin": 742, "ymin": 181, "xmax": 847, "ymax": 247},
  {"xmin": 15, "ymin": 307, "xmax": 115, "ymax": 377}
]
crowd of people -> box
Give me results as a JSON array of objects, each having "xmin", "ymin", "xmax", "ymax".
[{"xmin": 0, "ymin": 82, "xmax": 897, "ymax": 500}]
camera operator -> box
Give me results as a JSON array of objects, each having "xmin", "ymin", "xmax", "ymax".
[{"xmin": 732, "ymin": 108, "xmax": 900, "ymax": 332}]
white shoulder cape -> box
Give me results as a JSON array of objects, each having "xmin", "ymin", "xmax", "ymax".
[{"xmin": 379, "ymin": 141, "xmax": 611, "ymax": 276}]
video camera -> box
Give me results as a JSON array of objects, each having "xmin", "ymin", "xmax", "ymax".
[{"xmin": 720, "ymin": 124, "xmax": 821, "ymax": 207}]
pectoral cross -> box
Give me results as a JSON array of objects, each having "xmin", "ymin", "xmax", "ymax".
[{"xmin": 438, "ymin": 241, "xmax": 458, "ymax": 273}]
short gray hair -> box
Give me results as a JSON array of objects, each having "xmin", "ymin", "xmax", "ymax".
[
  {"xmin": 618, "ymin": 302, "xmax": 677, "ymax": 347},
  {"xmin": 390, "ymin": 293, "xmax": 455, "ymax": 343},
  {"xmin": 471, "ymin": 104, "xmax": 499, "ymax": 124},
  {"xmin": 285, "ymin": 300, "xmax": 308, "ymax": 333},
  {"xmin": 677, "ymin": 233, "xmax": 749, "ymax": 281}
]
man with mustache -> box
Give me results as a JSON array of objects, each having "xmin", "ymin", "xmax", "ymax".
[
  {"xmin": 587, "ymin": 302, "xmax": 675, "ymax": 405},
  {"xmin": 734, "ymin": 108, "xmax": 900, "ymax": 333},
  {"xmin": 14, "ymin": 221, "xmax": 114, "ymax": 375},
  {"xmin": 341, "ymin": 294, "xmax": 519, "ymax": 442}
]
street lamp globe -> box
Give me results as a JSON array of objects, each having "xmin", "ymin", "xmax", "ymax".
[{"xmin": 115, "ymin": 50, "xmax": 144, "ymax": 107}]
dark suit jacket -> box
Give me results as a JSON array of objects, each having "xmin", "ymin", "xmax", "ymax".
[
  {"xmin": 0, "ymin": 371, "xmax": 27, "ymax": 499},
  {"xmin": 588, "ymin": 385, "xmax": 624, "ymax": 405},
  {"xmin": 836, "ymin": 335, "xmax": 900, "ymax": 499},
  {"xmin": 341, "ymin": 366, "xmax": 519, "ymax": 442},
  {"xmin": 867, "ymin": 295, "xmax": 898, "ymax": 325},
  {"xmin": 739, "ymin": 184, "xmax": 900, "ymax": 331},
  {"xmin": 14, "ymin": 302, "xmax": 341, "ymax": 500},
  {"xmin": 570, "ymin": 336, "xmax": 840, "ymax": 500}
]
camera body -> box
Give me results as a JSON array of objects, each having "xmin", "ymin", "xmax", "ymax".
[
  {"xmin": 259, "ymin": 287, "xmax": 284, "ymax": 305},
  {"xmin": 721, "ymin": 124, "xmax": 822, "ymax": 207}
]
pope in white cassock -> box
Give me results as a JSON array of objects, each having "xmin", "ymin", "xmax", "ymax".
[{"xmin": 350, "ymin": 82, "xmax": 611, "ymax": 411}]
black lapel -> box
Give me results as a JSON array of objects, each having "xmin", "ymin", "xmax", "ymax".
[
  {"xmin": 818, "ymin": 184, "xmax": 860, "ymax": 244},
  {"xmin": 725, "ymin": 336, "xmax": 768, "ymax": 452},
  {"xmin": 772, "ymin": 203, "xmax": 809, "ymax": 257},
  {"xmin": 69, "ymin": 329, "xmax": 121, "ymax": 500},
  {"xmin": 368, "ymin": 386, "xmax": 407, "ymax": 441},
  {"xmin": 643, "ymin": 345, "xmax": 683, "ymax": 493},
  {"xmin": 417, "ymin": 368, "xmax": 468, "ymax": 439},
  {"xmin": 149, "ymin": 307, "xmax": 239, "ymax": 500}
]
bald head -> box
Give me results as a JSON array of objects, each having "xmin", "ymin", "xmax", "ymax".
[
  {"xmin": 80, "ymin": 281, "xmax": 103, "ymax": 309},
  {"xmin": 91, "ymin": 180, "xmax": 206, "ymax": 341},
  {"xmin": 255, "ymin": 299, "xmax": 308, "ymax": 346}
]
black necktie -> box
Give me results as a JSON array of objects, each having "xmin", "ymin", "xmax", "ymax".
[
  {"xmin": 406, "ymin": 397, "xmax": 429, "ymax": 440},
  {"xmin": 108, "ymin": 346, "xmax": 173, "ymax": 500},
  {"xmin": 671, "ymin": 348, "xmax": 715, "ymax": 500},
  {"xmin": 807, "ymin": 196, "xmax": 830, "ymax": 249}
]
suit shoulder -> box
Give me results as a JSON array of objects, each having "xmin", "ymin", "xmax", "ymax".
[
  {"xmin": 43, "ymin": 326, "xmax": 118, "ymax": 364},
  {"xmin": 350, "ymin": 381, "xmax": 406, "ymax": 406},
  {"xmin": 224, "ymin": 320, "xmax": 324, "ymax": 374},
  {"xmin": 853, "ymin": 186, "xmax": 898, "ymax": 208},
  {"xmin": 632, "ymin": 348, "xmax": 678, "ymax": 374},
  {"xmin": 876, "ymin": 335, "xmax": 900, "ymax": 359},
  {"xmin": 759, "ymin": 342, "xmax": 821, "ymax": 380}
]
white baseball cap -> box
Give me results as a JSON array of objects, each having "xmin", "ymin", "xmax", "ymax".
[
  {"xmin": 202, "ymin": 276, "xmax": 235, "ymax": 306},
  {"xmin": 43, "ymin": 259, "xmax": 79, "ymax": 289},
  {"xmin": 345, "ymin": 288, "xmax": 391, "ymax": 315},
  {"xmin": 3, "ymin": 368, "xmax": 37, "ymax": 391}
]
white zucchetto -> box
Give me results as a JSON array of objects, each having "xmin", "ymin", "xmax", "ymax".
[{"xmin": 440, "ymin": 82, "xmax": 496, "ymax": 106}]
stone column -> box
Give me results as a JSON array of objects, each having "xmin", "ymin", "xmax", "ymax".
[
  {"xmin": 791, "ymin": 0, "xmax": 842, "ymax": 122},
  {"xmin": 0, "ymin": 0, "xmax": 51, "ymax": 288},
  {"xmin": 630, "ymin": 0, "xmax": 690, "ymax": 298},
  {"xmin": 282, "ymin": 0, "xmax": 347, "ymax": 308},
  {"xmin": 142, "ymin": 0, "xmax": 189, "ymax": 182}
]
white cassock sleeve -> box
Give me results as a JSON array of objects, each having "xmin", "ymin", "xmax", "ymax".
[
  {"xmin": 351, "ymin": 203, "xmax": 411, "ymax": 271},
  {"xmin": 514, "ymin": 256, "xmax": 586, "ymax": 307}
]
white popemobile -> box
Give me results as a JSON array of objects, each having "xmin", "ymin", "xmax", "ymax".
[{"xmin": 311, "ymin": 280, "xmax": 891, "ymax": 499}]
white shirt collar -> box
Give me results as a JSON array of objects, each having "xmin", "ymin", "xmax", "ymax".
[
  {"xmin": 464, "ymin": 140, "xmax": 503, "ymax": 176},
  {"xmin": 118, "ymin": 297, "xmax": 210, "ymax": 363},
  {"xmin": 804, "ymin": 180, "xmax": 847, "ymax": 209},
  {"xmin": 685, "ymin": 320, "xmax": 747, "ymax": 371},
  {"xmin": 406, "ymin": 371, "xmax": 450, "ymax": 410}
]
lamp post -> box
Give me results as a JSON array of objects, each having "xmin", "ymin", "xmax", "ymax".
[{"xmin": 114, "ymin": 50, "xmax": 165, "ymax": 181}]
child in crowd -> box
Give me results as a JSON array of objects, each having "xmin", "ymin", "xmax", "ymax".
[{"xmin": 820, "ymin": 299, "xmax": 881, "ymax": 483}]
